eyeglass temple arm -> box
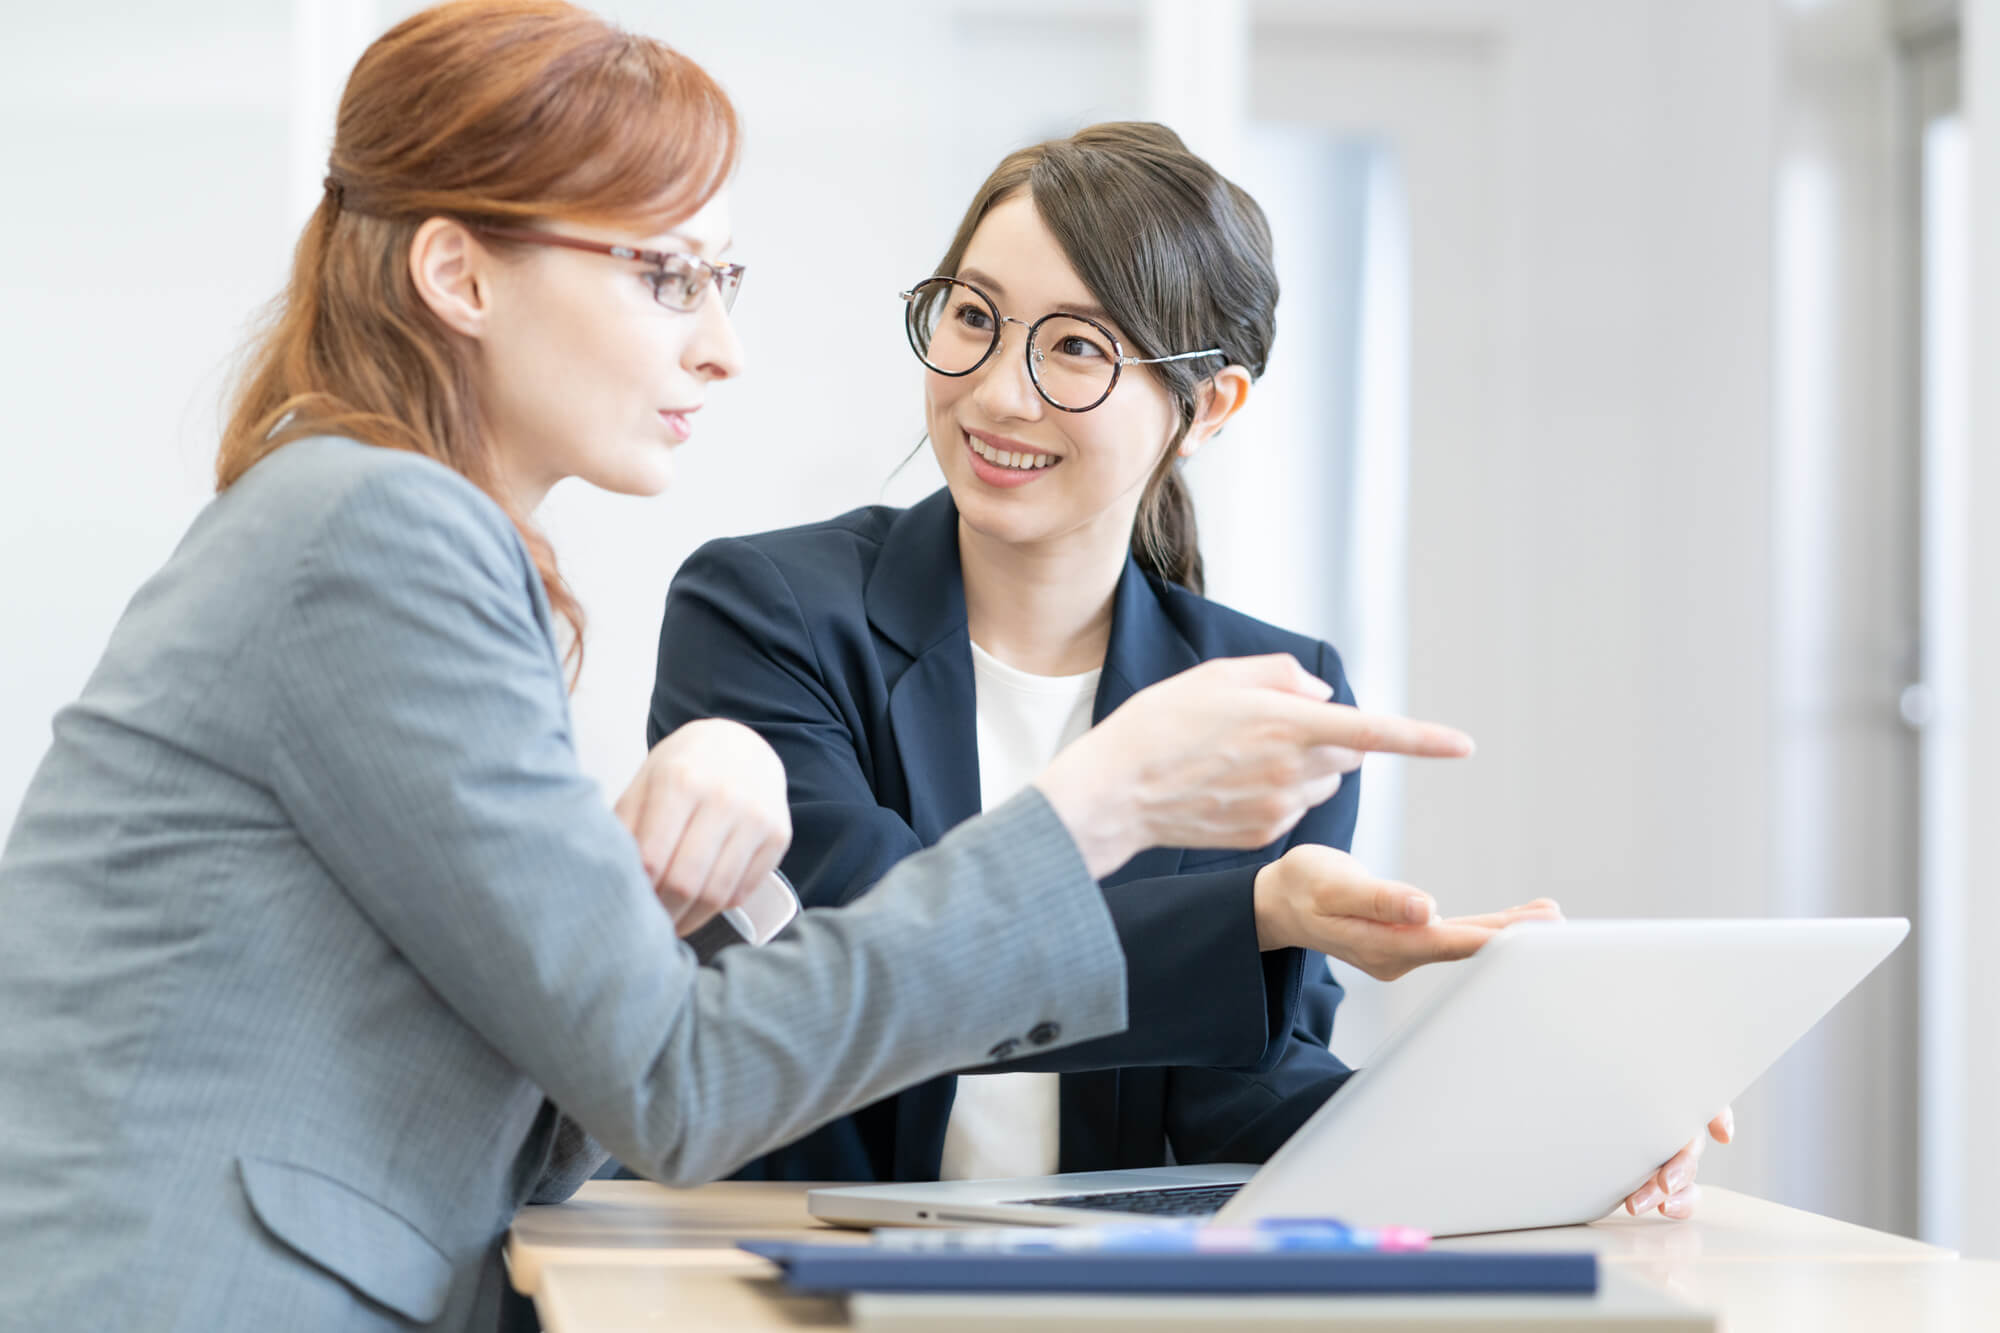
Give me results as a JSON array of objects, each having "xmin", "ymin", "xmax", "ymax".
[{"xmin": 1123, "ymin": 347, "xmax": 1225, "ymax": 367}]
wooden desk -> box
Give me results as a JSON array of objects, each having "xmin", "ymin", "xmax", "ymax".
[{"xmin": 509, "ymin": 1181, "xmax": 1998, "ymax": 1331}]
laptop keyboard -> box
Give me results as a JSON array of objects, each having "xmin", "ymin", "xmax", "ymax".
[{"xmin": 1011, "ymin": 1182, "xmax": 1244, "ymax": 1217}]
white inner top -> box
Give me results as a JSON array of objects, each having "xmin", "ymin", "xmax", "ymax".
[{"xmin": 938, "ymin": 640, "xmax": 1103, "ymax": 1181}]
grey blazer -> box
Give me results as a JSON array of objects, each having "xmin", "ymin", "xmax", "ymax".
[{"xmin": 0, "ymin": 438, "xmax": 1128, "ymax": 1331}]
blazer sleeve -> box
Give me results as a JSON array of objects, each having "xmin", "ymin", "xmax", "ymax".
[
  {"xmin": 523, "ymin": 1104, "xmax": 610, "ymax": 1205},
  {"xmin": 1160, "ymin": 639, "xmax": 1361, "ymax": 1164},
  {"xmin": 651, "ymin": 539, "xmax": 1296, "ymax": 1072},
  {"xmin": 260, "ymin": 464, "xmax": 1130, "ymax": 1187}
]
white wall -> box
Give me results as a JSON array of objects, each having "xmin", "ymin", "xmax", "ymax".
[
  {"xmin": 1227, "ymin": 0, "xmax": 1803, "ymax": 1217},
  {"xmin": 1769, "ymin": 0, "xmax": 1922, "ymax": 1237},
  {"xmin": 1958, "ymin": 0, "xmax": 2000, "ymax": 1264},
  {"xmin": 0, "ymin": 5, "xmax": 293, "ymax": 819},
  {"xmin": 1209, "ymin": 0, "xmax": 1940, "ymax": 1242}
]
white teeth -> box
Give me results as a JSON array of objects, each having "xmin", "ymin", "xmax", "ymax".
[{"xmin": 970, "ymin": 436, "xmax": 1057, "ymax": 471}]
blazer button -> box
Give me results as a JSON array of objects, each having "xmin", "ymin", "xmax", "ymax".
[
  {"xmin": 1027, "ymin": 1021, "xmax": 1060, "ymax": 1047},
  {"xmin": 987, "ymin": 1038, "xmax": 1020, "ymax": 1061}
]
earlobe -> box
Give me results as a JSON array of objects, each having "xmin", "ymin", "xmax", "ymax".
[{"xmin": 409, "ymin": 217, "xmax": 489, "ymax": 339}]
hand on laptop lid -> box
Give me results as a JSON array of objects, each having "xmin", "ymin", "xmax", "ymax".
[{"xmin": 1623, "ymin": 1106, "xmax": 1734, "ymax": 1219}]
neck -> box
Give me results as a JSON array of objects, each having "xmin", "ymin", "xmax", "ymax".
[
  {"xmin": 489, "ymin": 444, "xmax": 554, "ymax": 515},
  {"xmin": 958, "ymin": 517, "xmax": 1130, "ymax": 677}
]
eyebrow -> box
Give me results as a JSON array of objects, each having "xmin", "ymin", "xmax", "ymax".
[{"xmin": 957, "ymin": 266, "xmax": 1115, "ymax": 328}]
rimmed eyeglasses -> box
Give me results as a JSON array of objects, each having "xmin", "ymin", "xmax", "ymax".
[
  {"xmin": 477, "ymin": 224, "xmax": 745, "ymax": 313},
  {"xmin": 901, "ymin": 276, "xmax": 1221, "ymax": 413}
]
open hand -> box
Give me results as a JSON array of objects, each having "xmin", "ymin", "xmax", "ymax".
[{"xmin": 1251, "ymin": 843, "xmax": 1562, "ymax": 979}]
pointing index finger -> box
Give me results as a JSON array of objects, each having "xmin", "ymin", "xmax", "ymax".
[{"xmin": 1280, "ymin": 699, "xmax": 1476, "ymax": 759}]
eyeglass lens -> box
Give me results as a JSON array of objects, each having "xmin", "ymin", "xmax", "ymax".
[
  {"xmin": 647, "ymin": 257, "xmax": 741, "ymax": 313},
  {"xmin": 906, "ymin": 277, "xmax": 1119, "ymax": 411}
]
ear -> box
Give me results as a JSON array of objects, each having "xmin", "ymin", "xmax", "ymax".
[
  {"xmin": 408, "ymin": 216, "xmax": 493, "ymax": 339},
  {"xmin": 1177, "ymin": 365, "xmax": 1253, "ymax": 461}
]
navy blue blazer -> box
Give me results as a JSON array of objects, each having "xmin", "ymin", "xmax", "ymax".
[{"xmin": 649, "ymin": 488, "xmax": 1359, "ymax": 1181}]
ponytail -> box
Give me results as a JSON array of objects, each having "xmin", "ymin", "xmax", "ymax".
[{"xmin": 1131, "ymin": 445, "xmax": 1203, "ymax": 595}]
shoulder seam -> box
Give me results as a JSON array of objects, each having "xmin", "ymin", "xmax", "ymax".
[
  {"xmin": 732, "ymin": 539, "xmax": 832, "ymax": 696},
  {"xmin": 258, "ymin": 464, "xmax": 553, "ymax": 784}
]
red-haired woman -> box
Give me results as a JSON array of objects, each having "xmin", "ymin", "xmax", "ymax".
[{"xmin": 0, "ymin": 4, "xmax": 1475, "ymax": 1328}]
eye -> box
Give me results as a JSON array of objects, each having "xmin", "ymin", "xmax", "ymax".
[
  {"xmin": 952, "ymin": 302, "xmax": 994, "ymax": 332},
  {"xmin": 1055, "ymin": 334, "xmax": 1108, "ymax": 361},
  {"xmin": 644, "ymin": 260, "xmax": 705, "ymax": 308}
]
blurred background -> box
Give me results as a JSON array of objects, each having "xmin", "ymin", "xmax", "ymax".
[{"xmin": 3, "ymin": 0, "xmax": 1996, "ymax": 1254}]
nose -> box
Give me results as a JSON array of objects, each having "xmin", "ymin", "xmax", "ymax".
[
  {"xmin": 686, "ymin": 283, "xmax": 744, "ymax": 383},
  {"xmin": 968, "ymin": 318, "xmax": 1044, "ymax": 422}
]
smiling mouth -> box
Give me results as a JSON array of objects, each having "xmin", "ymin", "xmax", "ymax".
[{"xmin": 965, "ymin": 431, "xmax": 1061, "ymax": 471}]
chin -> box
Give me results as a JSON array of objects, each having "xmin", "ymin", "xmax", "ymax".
[
  {"xmin": 948, "ymin": 480, "xmax": 1054, "ymax": 544},
  {"xmin": 587, "ymin": 453, "xmax": 675, "ymax": 498}
]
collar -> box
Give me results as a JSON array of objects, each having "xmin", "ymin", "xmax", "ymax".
[{"xmin": 865, "ymin": 487, "xmax": 1203, "ymax": 693}]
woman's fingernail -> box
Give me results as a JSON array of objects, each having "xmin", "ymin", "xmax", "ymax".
[
  {"xmin": 1406, "ymin": 896, "xmax": 1433, "ymax": 924},
  {"xmin": 1664, "ymin": 1164, "xmax": 1691, "ymax": 1193}
]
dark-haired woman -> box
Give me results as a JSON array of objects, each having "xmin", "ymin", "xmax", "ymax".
[
  {"xmin": 0, "ymin": 11, "xmax": 1495, "ymax": 1329},
  {"xmin": 650, "ymin": 122, "xmax": 1723, "ymax": 1213}
]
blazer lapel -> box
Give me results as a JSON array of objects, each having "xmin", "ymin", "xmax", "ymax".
[
  {"xmin": 868, "ymin": 490, "xmax": 983, "ymax": 844},
  {"xmin": 867, "ymin": 491, "xmax": 982, "ymax": 1179},
  {"xmin": 1059, "ymin": 564, "xmax": 1207, "ymax": 1173},
  {"xmin": 1095, "ymin": 559, "xmax": 1202, "ymax": 888}
]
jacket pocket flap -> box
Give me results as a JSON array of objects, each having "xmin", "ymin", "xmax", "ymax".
[{"xmin": 238, "ymin": 1156, "xmax": 454, "ymax": 1323}]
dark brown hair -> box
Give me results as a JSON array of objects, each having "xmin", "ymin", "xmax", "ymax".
[
  {"xmin": 932, "ymin": 122, "xmax": 1279, "ymax": 594},
  {"xmin": 217, "ymin": 0, "xmax": 738, "ymax": 679}
]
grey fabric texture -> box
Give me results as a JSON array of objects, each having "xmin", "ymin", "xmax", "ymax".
[{"xmin": 0, "ymin": 437, "xmax": 1126, "ymax": 1332}]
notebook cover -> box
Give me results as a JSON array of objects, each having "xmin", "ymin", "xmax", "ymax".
[
  {"xmin": 848, "ymin": 1268, "xmax": 1713, "ymax": 1333},
  {"xmin": 739, "ymin": 1241, "xmax": 1598, "ymax": 1295}
]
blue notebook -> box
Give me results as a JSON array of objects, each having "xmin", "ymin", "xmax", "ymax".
[{"xmin": 740, "ymin": 1240, "xmax": 1598, "ymax": 1296}]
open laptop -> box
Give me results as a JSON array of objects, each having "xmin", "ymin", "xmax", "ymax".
[{"xmin": 810, "ymin": 917, "xmax": 1906, "ymax": 1237}]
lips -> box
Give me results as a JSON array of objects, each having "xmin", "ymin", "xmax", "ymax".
[
  {"xmin": 964, "ymin": 427, "xmax": 1060, "ymax": 468},
  {"xmin": 963, "ymin": 428, "xmax": 1060, "ymax": 489},
  {"xmin": 659, "ymin": 407, "xmax": 698, "ymax": 443}
]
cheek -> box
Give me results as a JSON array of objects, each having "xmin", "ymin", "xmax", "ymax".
[
  {"xmin": 516, "ymin": 283, "xmax": 666, "ymax": 421},
  {"xmin": 1074, "ymin": 412, "xmax": 1168, "ymax": 488},
  {"xmin": 925, "ymin": 374, "xmax": 967, "ymax": 424}
]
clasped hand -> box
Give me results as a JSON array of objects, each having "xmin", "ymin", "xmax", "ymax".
[{"xmin": 613, "ymin": 718, "xmax": 791, "ymax": 936}]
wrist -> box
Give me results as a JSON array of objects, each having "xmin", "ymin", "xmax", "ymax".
[
  {"xmin": 1252, "ymin": 858, "xmax": 1293, "ymax": 952},
  {"xmin": 1034, "ymin": 752, "xmax": 1141, "ymax": 880}
]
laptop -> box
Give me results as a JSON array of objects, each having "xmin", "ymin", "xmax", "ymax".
[{"xmin": 810, "ymin": 917, "xmax": 1907, "ymax": 1237}]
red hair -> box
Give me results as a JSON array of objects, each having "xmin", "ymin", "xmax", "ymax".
[{"xmin": 217, "ymin": 0, "xmax": 739, "ymax": 680}]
